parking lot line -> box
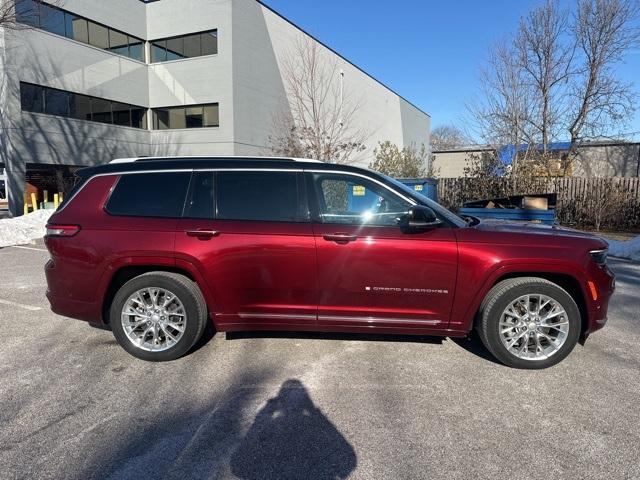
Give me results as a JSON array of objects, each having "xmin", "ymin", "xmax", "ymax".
[
  {"xmin": 0, "ymin": 298, "xmax": 43, "ymax": 311},
  {"xmin": 10, "ymin": 245, "xmax": 48, "ymax": 252}
]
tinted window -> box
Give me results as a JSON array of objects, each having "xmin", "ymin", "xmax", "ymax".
[
  {"xmin": 131, "ymin": 107, "xmax": 147, "ymax": 129},
  {"xmin": 183, "ymin": 33, "xmax": 201, "ymax": 58},
  {"xmin": 201, "ymin": 31, "xmax": 218, "ymax": 56},
  {"xmin": 20, "ymin": 83, "xmax": 44, "ymax": 113},
  {"xmin": 151, "ymin": 41, "xmax": 167, "ymax": 62},
  {"xmin": 185, "ymin": 106, "xmax": 203, "ymax": 128},
  {"xmin": 129, "ymin": 40, "xmax": 144, "ymax": 61},
  {"xmin": 108, "ymin": 30, "xmax": 129, "ymax": 56},
  {"xmin": 185, "ymin": 172, "xmax": 215, "ymax": 219},
  {"xmin": 107, "ymin": 172, "xmax": 191, "ymax": 218},
  {"xmin": 66, "ymin": 15, "xmax": 88, "ymax": 43},
  {"xmin": 88, "ymin": 22, "xmax": 109, "ymax": 49},
  {"xmin": 15, "ymin": 0, "xmax": 39, "ymax": 28},
  {"xmin": 313, "ymin": 173, "xmax": 411, "ymax": 226},
  {"xmin": 203, "ymin": 105, "xmax": 219, "ymax": 127},
  {"xmin": 69, "ymin": 94, "xmax": 92, "ymax": 121},
  {"xmin": 92, "ymin": 98, "xmax": 112, "ymax": 124},
  {"xmin": 112, "ymin": 102, "xmax": 131, "ymax": 126},
  {"xmin": 39, "ymin": 3, "xmax": 66, "ymax": 36},
  {"xmin": 166, "ymin": 37, "xmax": 184, "ymax": 60},
  {"xmin": 44, "ymin": 89, "xmax": 69, "ymax": 116},
  {"xmin": 217, "ymin": 171, "xmax": 303, "ymax": 222}
]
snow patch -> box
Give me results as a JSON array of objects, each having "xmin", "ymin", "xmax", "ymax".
[
  {"xmin": 0, "ymin": 210, "xmax": 53, "ymax": 247},
  {"xmin": 606, "ymin": 235, "xmax": 640, "ymax": 262}
]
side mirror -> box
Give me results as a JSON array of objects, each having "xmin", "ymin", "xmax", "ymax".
[{"xmin": 398, "ymin": 206, "xmax": 442, "ymax": 232}]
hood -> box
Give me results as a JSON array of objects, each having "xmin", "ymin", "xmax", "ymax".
[{"xmin": 473, "ymin": 219, "xmax": 606, "ymax": 243}]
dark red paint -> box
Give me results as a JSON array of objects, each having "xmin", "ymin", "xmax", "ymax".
[{"xmin": 44, "ymin": 172, "xmax": 615, "ymax": 339}]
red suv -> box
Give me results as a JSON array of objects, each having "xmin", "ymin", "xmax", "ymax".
[{"xmin": 44, "ymin": 157, "xmax": 615, "ymax": 368}]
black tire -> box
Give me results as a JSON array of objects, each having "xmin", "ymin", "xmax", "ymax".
[
  {"xmin": 110, "ymin": 272, "xmax": 208, "ymax": 361},
  {"xmin": 477, "ymin": 277, "xmax": 581, "ymax": 369}
]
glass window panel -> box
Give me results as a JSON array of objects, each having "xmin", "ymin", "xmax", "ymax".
[
  {"xmin": 217, "ymin": 172, "xmax": 301, "ymax": 222},
  {"xmin": 203, "ymin": 104, "xmax": 219, "ymax": 127},
  {"xmin": 69, "ymin": 94, "xmax": 92, "ymax": 121},
  {"xmin": 169, "ymin": 107, "xmax": 186, "ymax": 129},
  {"xmin": 20, "ymin": 83, "xmax": 44, "ymax": 113},
  {"xmin": 183, "ymin": 33, "xmax": 201, "ymax": 58},
  {"xmin": 185, "ymin": 172, "xmax": 214, "ymax": 219},
  {"xmin": 201, "ymin": 31, "xmax": 218, "ymax": 56},
  {"xmin": 15, "ymin": 0, "xmax": 39, "ymax": 28},
  {"xmin": 91, "ymin": 98, "xmax": 112, "ymax": 124},
  {"xmin": 185, "ymin": 106, "xmax": 203, "ymax": 128},
  {"xmin": 88, "ymin": 22, "xmax": 109, "ymax": 49},
  {"xmin": 44, "ymin": 88, "xmax": 69, "ymax": 117},
  {"xmin": 39, "ymin": 3, "xmax": 65, "ymax": 36},
  {"xmin": 112, "ymin": 102, "xmax": 131, "ymax": 127},
  {"xmin": 312, "ymin": 174, "xmax": 411, "ymax": 226},
  {"xmin": 108, "ymin": 29, "xmax": 129, "ymax": 56},
  {"xmin": 150, "ymin": 41, "xmax": 167, "ymax": 62},
  {"xmin": 128, "ymin": 39, "xmax": 144, "ymax": 62},
  {"xmin": 106, "ymin": 172, "xmax": 191, "ymax": 218},
  {"xmin": 154, "ymin": 109, "xmax": 169, "ymax": 130},
  {"xmin": 166, "ymin": 37, "xmax": 184, "ymax": 60},
  {"xmin": 131, "ymin": 107, "xmax": 147, "ymax": 129},
  {"xmin": 67, "ymin": 16, "xmax": 88, "ymax": 43}
]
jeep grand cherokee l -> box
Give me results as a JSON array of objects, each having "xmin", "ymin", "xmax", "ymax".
[{"xmin": 44, "ymin": 157, "xmax": 615, "ymax": 369}]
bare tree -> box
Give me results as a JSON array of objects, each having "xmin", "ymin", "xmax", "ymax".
[
  {"xmin": 268, "ymin": 37, "xmax": 368, "ymax": 164},
  {"xmin": 469, "ymin": 0, "xmax": 640, "ymax": 177},
  {"xmin": 565, "ymin": 0, "xmax": 640, "ymax": 170},
  {"xmin": 430, "ymin": 125, "xmax": 470, "ymax": 151}
]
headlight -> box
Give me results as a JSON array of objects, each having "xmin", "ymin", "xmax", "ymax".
[{"xmin": 590, "ymin": 248, "xmax": 608, "ymax": 266}]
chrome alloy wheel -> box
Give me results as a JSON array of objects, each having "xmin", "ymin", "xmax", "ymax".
[
  {"xmin": 121, "ymin": 287, "xmax": 187, "ymax": 352},
  {"xmin": 499, "ymin": 294, "xmax": 569, "ymax": 361}
]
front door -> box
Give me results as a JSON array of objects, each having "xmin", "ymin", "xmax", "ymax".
[
  {"xmin": 308, "ymin": 171, "xmax": 458, "ymax": 331},
  {"xmin": 175, "ymin": 170, "xmax": 317, "ymax": 329}
]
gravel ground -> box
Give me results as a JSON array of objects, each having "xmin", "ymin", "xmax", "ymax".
[{"xmin": 0, "ymin": 243, "xmax": 638, "ymax": 480}]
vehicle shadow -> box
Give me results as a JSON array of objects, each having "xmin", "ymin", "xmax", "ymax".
[
  {"xmin": 230, "ymin": 379, "xmax": 357, "ymax": 480},
  {"xmin": 227, "ymin": 330, "xmax": 502, "ymax": 365}
]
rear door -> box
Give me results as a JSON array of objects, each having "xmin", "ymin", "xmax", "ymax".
[
  {"xmin": 308, "ymin": 171, "xmax": 458, "ymax": 330},
  {"xmin": 175, "ymin": 169, "xmax": 317, "ymax": 329}
]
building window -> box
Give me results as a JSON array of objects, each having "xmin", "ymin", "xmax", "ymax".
[
  {"xmin": 14, "ymin": 0, "xmax": 146, "ymax": 62},
  {"xmin": 152, "ymin": 104, "xmax": 219, "ymax": 130},
  {"xmin": 19, "ymin": 82, "xmax": 147, "ymax": 130},
  {"xmin": 150, "ymin": 30, "xmax": 218, "ymax": 63}
]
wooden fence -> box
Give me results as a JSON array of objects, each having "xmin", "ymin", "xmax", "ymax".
[{"xmin": 437, "ymin": 177, "xmax": 640, "ymax": 231}]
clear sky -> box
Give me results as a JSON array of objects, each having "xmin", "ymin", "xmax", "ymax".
[{"xmin": 263, "ymin": 0, "xmax": 640, "ymax": 141}]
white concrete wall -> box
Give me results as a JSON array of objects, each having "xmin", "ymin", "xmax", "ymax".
[{"xmin": 230, "ymin": 0, "xmax": 430, "ymax": 165}]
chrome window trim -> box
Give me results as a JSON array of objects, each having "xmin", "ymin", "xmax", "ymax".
[{"xmin": 307, "ymin": 169, "xmax": 418, "ymax": 206}]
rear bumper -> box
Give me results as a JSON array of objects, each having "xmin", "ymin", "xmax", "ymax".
[{"xmin": 46, "ymin": 290, "xmax": 103, "ymax": 324}]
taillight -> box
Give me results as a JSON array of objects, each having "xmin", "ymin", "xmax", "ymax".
[{"xmin": 46, "ymin": 224, "xmax": 80, "ymax": 237}]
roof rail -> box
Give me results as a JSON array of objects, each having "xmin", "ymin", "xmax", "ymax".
[{"xmin": 109, "ymin": 156, "xmax": 323, "ymax": 164}]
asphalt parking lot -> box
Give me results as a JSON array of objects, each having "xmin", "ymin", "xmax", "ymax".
[{"xmin": 1, "ymin": 242, "xmax": 639, "ymax": 480}]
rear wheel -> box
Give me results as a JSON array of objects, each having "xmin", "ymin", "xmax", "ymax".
[
  {"xmin": 477, "ymin": 277, "xmax": 581, "ymax": 369},
  {"xmin": 110, "ymin": 272, "xmax": 207, "ymax": 361}
]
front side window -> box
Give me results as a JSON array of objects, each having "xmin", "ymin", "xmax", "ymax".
[
  {"xmin": 217, "ymin": 171, "xmax": 305, "ymax": 222},
  {"xmin": 106, "ymin": 172, "xmax": 191, "ymax": 218},
  {"xmin": 312, "ymin": 173, "xmax": 411, "ymax": 226}
]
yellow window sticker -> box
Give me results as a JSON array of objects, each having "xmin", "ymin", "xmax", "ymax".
[
  {"xmin": 414, "ymin": 184, "xmax": 423, "ymax": 191},
  {"xmin": 353, "ymin": 185, "xmax": 366, "ymax": 196}
]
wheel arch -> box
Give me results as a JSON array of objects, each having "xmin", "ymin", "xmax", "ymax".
[
  {"xmin": 476, "ymin": 272, "xmax": 589, "ymax": 336},
  {"xmin": 100, "ymin": 263, "xmax": 216, "ymax": 325}
]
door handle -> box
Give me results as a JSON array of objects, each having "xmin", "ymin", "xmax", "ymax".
[
  {"xmin": 185, "ymin": 229, "xmax": 220, "ymax": 239},
  {"xmin": 323, "ymin": 233, "xmax": 358, "ymax": 243}
]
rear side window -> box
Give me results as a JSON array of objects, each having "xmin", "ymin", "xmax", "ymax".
[
  {"xmin": 106, "ymin": 172, "xmax": 191, "ymax": 218},
  {"xmin": 216, "ymin": 171, "xmax": 306, "ymax": 222},
  {"xmin": 184, "ymin": 171, "xmax": 215, "ymax": 219}
]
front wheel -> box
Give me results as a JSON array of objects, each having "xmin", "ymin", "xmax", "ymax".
[
  {"xmin": 477, "ymin": 277, "xmax": 581, "ymax": 369},
  {"xmin": 110, "ymin": 272, "xmax": 208, "ymax": 361}
]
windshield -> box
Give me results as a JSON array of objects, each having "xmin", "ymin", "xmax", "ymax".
[{"xmin": 381, "ymin": 174, "xmax": 467, "ymax": 228}]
